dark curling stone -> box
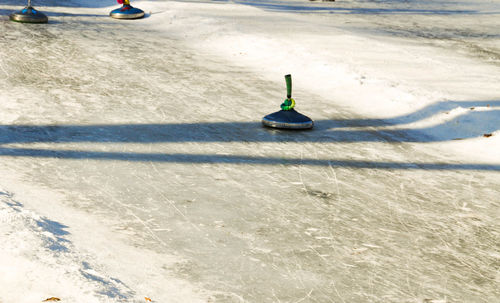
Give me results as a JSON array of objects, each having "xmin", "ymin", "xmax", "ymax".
[
  {"xmin": 262, "ymin": 108, "xmax": 313, "ymax": 130},
  {"xmin": 110, "ymin": 5, "xmax": 145, "ymax": 20},
  {"xmin": 10, "ymin": 6, "xmax": 48, "ymax": 23},
  {"xmin": 262, "ymin": 74, "xmax": 313, "ymax": 130}
]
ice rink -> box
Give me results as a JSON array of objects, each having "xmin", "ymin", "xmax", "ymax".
[{"xmin": 0, "ymin": 0, "xmax": 499, "ymax": 302}]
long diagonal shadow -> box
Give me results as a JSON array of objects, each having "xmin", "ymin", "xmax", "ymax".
[
  {"xmin": 1, "ymin": 99, "xmax": 498, "ymax": 170},
  {"xmin": 231, "ymin": 0, "xmax": 486, "ymax": 15},
  {"xmin": 0, "ymin": 0, "xmax": 488, "ymax": 15},
  {"xmin": 1, "ymin": 147, "xmax": 498, "ymax": 171},
  {"xmin": 1, "ymin": 110, "xmax": 498, "ymax": 144},
  {"xmin": 0, "ymin": 121, "xmax": 399, "ymax": 144}
]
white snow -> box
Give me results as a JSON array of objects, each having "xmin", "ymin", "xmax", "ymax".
[{"xmin": 0, "ymin": 0, "xmax": 499, "ymax": 302}]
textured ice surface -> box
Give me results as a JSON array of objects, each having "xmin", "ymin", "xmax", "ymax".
[{"xmin": 0, "ymin": 0, "xmax": 499, "ymax": 302}]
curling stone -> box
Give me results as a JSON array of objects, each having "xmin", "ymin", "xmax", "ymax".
[
  {"xmin": 262, "ymin": 74, "xmax": 313, "ymax": 130},
  {"xmin": 110, "ymin": 3, "xmax": 145, "ymax": 20},
  {"xmin": 10, "ymin": 3, "xmax": 48, "ymax": 24}
]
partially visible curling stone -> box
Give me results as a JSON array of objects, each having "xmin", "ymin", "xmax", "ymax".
[
  {"xmin": 10, "ymin": 1, "xmax": 48, "ymax": 24},
  {"xmin": 262, "ymin": 74, "xmax": 314, "ymax": 130},
  {"xmin": 110, "ymin": 0, "xmax": 145, "ymax": 20}
]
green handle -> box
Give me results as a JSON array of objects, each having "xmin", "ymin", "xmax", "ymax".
[{"xmin": 285, "ymin": 74, "xmax": 292, "ymax": 99}]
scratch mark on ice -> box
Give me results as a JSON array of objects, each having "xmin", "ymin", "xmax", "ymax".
[{"xmin": 293, "ymin": 289, "xmax": 313, "ymax": 303}]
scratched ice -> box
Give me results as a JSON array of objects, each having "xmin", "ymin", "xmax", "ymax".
[{"xmin": 0, "ymin": 0, "xmax": 499, "ymax": 302}]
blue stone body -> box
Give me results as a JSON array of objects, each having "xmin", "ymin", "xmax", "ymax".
[
  {"xmin": 262, "ymin": 109, "xmax": 314, "ymax": 129},
  {"xmin": 110, "ymin": 5, "xmax": 145, "ymax": 20},
  {"xmin": 10, "ymin": 6, "xmax": 48, "ymax": 23}
]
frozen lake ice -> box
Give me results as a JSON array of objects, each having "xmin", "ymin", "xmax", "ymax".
[{"xmin": 0, "ymin": 0, "xmax": 499, "ymax": 302}]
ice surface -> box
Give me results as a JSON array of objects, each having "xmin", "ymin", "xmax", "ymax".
[{"xmin": 0, "ymin": 0, "xmax": 499, "ymax": 302}]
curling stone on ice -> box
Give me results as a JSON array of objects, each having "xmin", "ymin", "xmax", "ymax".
[
  {"xmin": 110, "ymin": 0, "xmax": 145, "ymax": 20},
  {"xmin": 262, "ymin": 74, "xmax": 313, "ymax": 129},
  {"xmin": 10, "ymin": 0, "xmax": 48, "ymax": 23}
]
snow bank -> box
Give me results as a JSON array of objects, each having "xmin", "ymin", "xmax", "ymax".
[{"xmin": 0, "ymin": 182, "xmax": 208, "ymax": 303}]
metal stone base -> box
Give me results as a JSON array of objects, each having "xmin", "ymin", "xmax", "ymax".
[
  {"xmin": 10, "ymin": 6, "xmax": 48, "ymax": 23},
  {"xmin": 262, "ymin": 109, "xmax": 314, "ymax": 130},
  {"xmin": 110, "ymin": 5, "xmax": 145, "ymax": 20}
]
